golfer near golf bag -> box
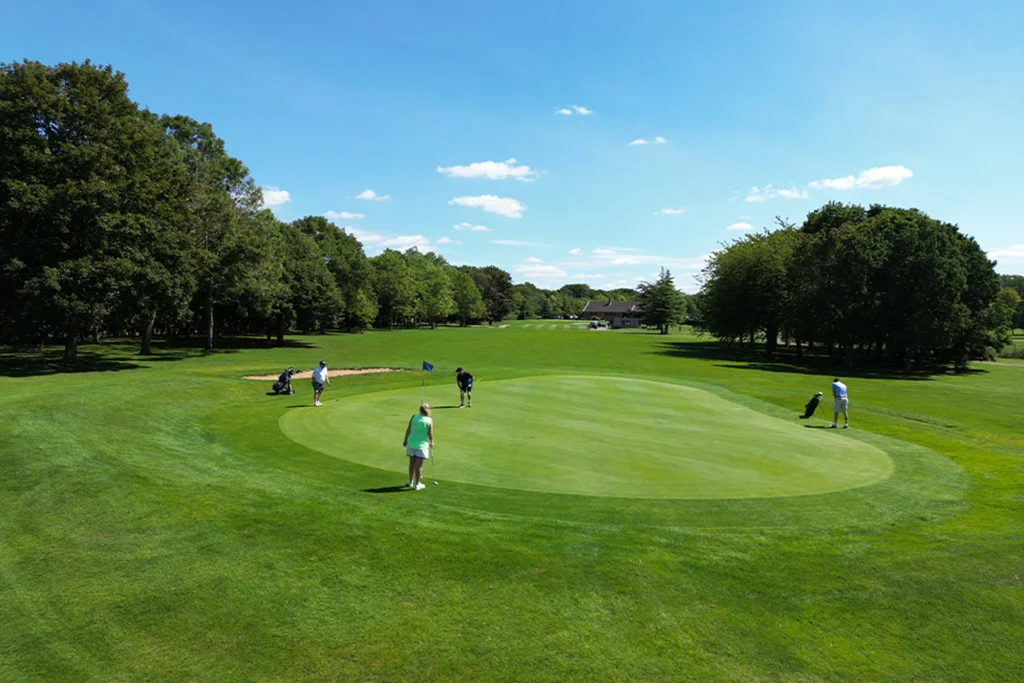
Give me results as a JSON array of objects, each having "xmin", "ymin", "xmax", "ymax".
[
  {"xmin": 800, "ymin": 391, "xmax": 824, "ymax": 419},
  {"xmin": 272, "ymin": 367, "xmax": 295, "ymax": 395}
]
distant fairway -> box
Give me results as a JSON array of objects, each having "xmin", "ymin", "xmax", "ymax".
[{"xmin": 281, "ymin": 376, "xmax": 892, "ymax": 498}]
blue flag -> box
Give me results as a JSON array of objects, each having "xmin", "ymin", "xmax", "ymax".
[{"xmin": 422, "ymin": 361, "xmax": 434, "ymax": 372}]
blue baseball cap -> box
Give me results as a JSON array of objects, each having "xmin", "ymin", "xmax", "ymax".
[{"xmin": 319, "ymin": 360, "xmax": 327, "ymax": 366}]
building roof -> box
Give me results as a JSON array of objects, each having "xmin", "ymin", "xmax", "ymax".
[{"xmin": 582, "ymin": 300, "xmax": 643, "ymax": 315}]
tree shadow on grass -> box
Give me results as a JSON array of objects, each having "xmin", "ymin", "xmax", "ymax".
[
  {"xmin": 0, "ymin": 335, "xmax": 317, "ymax": 378},
  {"xmin": 650, "ymin": 340, "xmax": 988, "ymax": 382},
  {"xmin": 362, "ymin": 485, "xmax": 411, "ymax": 494}
]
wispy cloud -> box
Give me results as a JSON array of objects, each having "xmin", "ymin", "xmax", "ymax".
[
  {"xmin": 261, "ymin": 185, "xmax": 291, "ymax": 208},
  {"xmin": 437, "ymin": 158, "xmax": 538, "ymax": 182},
  {"xmin": 492, "ymin": 239, "xmax": 549, "ymax": 247},
  {"xmin": 745, "ymin": 184, "xmax": 807, "ymax": 203},
  {"xmin": 569, "ymin": 273, "xmax": 606, "ymax": 279},
  {"xmin": 630, "ymin": 136, "xmax": 667, "ymax": 146},
  {"xmin": 515, "ymin": 264, "xmax": 567, "ymax": 280},
  {"xmin": 726, "ymin": 222, "xmax": 754, "ymax": 231},
  {"xmin": 990, "ymin": 244, "xmax": 1024, "ymax": 259},
  {"xmin": 355, "ymin": 189, "xmax": 390, "ymax": 201},
  {"xmin": 524, "ymin": 256, "xmax": 543, "ymax": 263},
  {"xmin": 654, "ymin": 208, "xmax": 685, "ymax": 215},
  {"xmin": 436, "ymin": 236, "xmax": 462, "ymax": 245},
  {"xmin": 449, "ymin": 195, "xmax": 525, "ymax": 218},
  {"xmin": 808, "ymin": 165, "xmax": 913, "ymax": 190},
  {"xmin": 569, "ymin": 248, "xmax": 582, "ymax": 255},
  {"xmin": 381, "ymin": 234, "xmax": 430, "ymax": 250},
  {"xmin": 454, "ymin": 222, "xmax": 492, "ymax": 232},
  {"xmin": 343, "ymin": 228, "xmax": 384, "ymax": 243},
  {"xmin": 555, "ymin": 105, "xmax": 593, "ymax": 116},
  {"xmin": 324, "ymin": 210, "xmax": 364, "ymax": 220}
]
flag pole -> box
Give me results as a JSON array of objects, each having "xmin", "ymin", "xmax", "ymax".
[{"xmin": 420, "ymin": 367, "xmax": 425, "ymax": 404}]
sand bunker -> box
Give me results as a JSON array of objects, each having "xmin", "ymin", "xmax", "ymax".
[{"xmin": 244, "ymin": 368, "xmax": 401, "ymax": 381}]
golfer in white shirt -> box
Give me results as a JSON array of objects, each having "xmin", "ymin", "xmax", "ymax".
[
  {"xmin": 830, "ymin": 377, "xmax": 849, "ymax": 429},
  {"xmin": 312, "ymin": 360, "xmax": 330, "ymax": 406}
]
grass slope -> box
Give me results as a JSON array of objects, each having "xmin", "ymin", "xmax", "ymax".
[{"xmin": 0, "ymin": 326, "xmax": 1022, "ymax": 682}]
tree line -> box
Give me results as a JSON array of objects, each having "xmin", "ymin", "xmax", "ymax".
[
  {"xmin": 0, "ymin": 60, "xmax": 649, "ymax": 361},
  {"xmin": 696, "ymin": 202, "xmax": 1018, "ymax": 370}
]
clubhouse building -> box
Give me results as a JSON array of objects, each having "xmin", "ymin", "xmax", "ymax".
[{"xmin": 582, "ymin": 300, "xmax": 644, "ymax": 329}]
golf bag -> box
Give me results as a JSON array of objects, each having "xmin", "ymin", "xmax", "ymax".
[
  {"xmin": 272, "ymin": 368, "xmax": 295, "ymax": 395},
  {"xmin": 800, "ymin": 392, "xmax": 823, "ymax": 419}
]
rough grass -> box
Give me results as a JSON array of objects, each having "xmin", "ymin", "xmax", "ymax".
[{"xmin": 1, "ymin": 327, "xmax": 1022, "ymax": 682}]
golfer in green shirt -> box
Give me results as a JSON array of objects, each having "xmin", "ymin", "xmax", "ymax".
[{"xmin": 403, "ymin": 404, "xmax": 434, "ymax": 491}]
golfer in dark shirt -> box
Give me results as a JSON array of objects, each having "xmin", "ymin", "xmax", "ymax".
[{"xmin": 456, "ymin": 367, "xmax": 473, "ymax": 408}]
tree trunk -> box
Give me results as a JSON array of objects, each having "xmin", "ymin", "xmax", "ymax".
[
  {"xmin": 140, "ymin": 311, "xmax": 156, "ymax": 355},
  {"xmin": 205, "ymin": 294, "xmax": 215, "ymax": 351},
  {"xmin": 765, "ymin": 325, "xmax": 778, "ymax": 358},
  {"xmin": 91, "ymin": 326, "xmax": 102, "ymax": 344},
  {"xmin": 276, "ymin": 315, "xmax": 285, "ymax": 345},
  {"xmin": 64, "ymin": 321, "xmax": 81, "ymax": 363},
  {"xmin": 795, "ymin": 336, "xmax": 803, "ymax": 358}
]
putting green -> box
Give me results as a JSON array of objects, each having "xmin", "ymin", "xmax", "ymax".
[{"xmin": 279, "ymin": 376, "xmax": 893, "ymax": 499}]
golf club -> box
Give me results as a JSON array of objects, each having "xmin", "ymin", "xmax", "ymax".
[{"xmin": 431, "ymin": 444, "xmax": 438, "ymax": 485}]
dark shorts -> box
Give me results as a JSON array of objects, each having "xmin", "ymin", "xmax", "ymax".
[
  {"xmin": 461, "ymin": 380, "xmax": 473, "ymax": 392},
  {"xmin": 312, "ymin": 380, "xmax": 324, "ymax": 393}
]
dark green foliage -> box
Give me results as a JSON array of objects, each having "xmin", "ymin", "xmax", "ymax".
[
  {"xmin": 638, "ymin": 268, "xmax": 686, "ymax": 334},
  {"xmin": 699, "ymin": 204, "xmax": 1006, "ymax": 369}
]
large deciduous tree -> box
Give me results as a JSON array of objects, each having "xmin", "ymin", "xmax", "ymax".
[{"xmin": 0, "ymin": 60, "xmax": 186, "ymax": 360}]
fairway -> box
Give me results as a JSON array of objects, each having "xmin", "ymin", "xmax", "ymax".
[{"xmin": 281, "ymin": 376, "xmax": 892, "ymax": 498}]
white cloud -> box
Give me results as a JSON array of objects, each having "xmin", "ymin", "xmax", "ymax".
[
  {"xmin": 449, "ymin": 195, "xmax": 525, "ymax": 218},
  {"xmin": 437, "ymin": 158, "xmax": 538, "ymax": 182},
  {"xmin": 436, "ymin": 236, "xmax": 462, "ymax": 245},
  {"xmin": 808, "ymin": 176, "xmax": 856, "ymax": 191},
  {"xmin": 745, "ymin": 184, "xmax": 807, "ymax": 203},
  {"xmin": 726, "ymin": 222, "xmax": 754, "ymax": 231},
  {"xmin": 381, "ymin": 234, "xmax": 430, "ymax": 250},
  {"xmin": 515, "ymin": 264, "xmax": 568, "ymax": 280},
  {"xmin": 261, "ymin": 185, "xmax": 291, "ymax": 208},
  {"xmin": 809, "ymin": 165, "xmax": 913, "ymax": 190},
  {"xmin": 524, "ymin": 256, "xmax": 543, "ymax": 263},
  {"xmin": 572, "ymin": 105, "xmax": 593, "ymax": 115},
  {"xmin": 628, "ymin": 139, "xmax": 650, "ymax": 146},
  {"xmin": 555, "ymin": 108, "xmax": 573, "ymax": 116},
  {"xmin": 324, "ymin": 210, "xmax": 364, "ymax": 220},
  {"xmin": 745, "ymin": 185, "xmax": 773, "ymax": 203},
  {"xmin": 739, "ymin": 215, "xmax": 751, "ymax": 219},
  {"xmin": 355, "ymin": 189, "xmax": 390, "ymax": 201},
  {"xmin": 569, "ymin": 248, "xmax": 582, "ymax": 255},
  {"xmin": 654, "ymin": 208, "xmax": 685, "ymax": 215},
  {"xmin": 655, "ymin": 136, "xmax": 668, "ymax": 144},
  {"xmin": 569, "ymin": 273, "xmax": 606, "ymax": 279},
  {"xmin": 990, "ymin": 244, "xmax": 1024, "ymax": 259},
  {"xmin": 454, "ymin": 222, "xmax": 492, "ymax": 232},
  {"xmin": 592, "ymin": 248, "xmax": 617, "ymax": 255},
  {"xmin": 492, "ymin": 240, "xmax": 548, "ymax": 247},
  {"xmin": 344, "ymin": 227, "xmax": 384, "ymax": 243}
]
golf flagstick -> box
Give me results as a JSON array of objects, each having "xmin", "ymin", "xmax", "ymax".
[{"xmin": 420, "ymin": 360, "xmax": 434, "ymax": 404}]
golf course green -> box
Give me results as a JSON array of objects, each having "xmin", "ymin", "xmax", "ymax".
[
  {"xmin": 1, "ymin": 324, "xmax": 1021, "ymax": 682},
  {"xmin": 281, "ymin": 375, "xmax": 892, "ymax": 498}
]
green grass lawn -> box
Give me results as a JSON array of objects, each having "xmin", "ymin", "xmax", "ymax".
[{"xmin": 1, "ymin": 327, "xmax": 1022, "ymax": 681}]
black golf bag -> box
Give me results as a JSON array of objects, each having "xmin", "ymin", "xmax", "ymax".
[
  {"xmin": 800, "ymin": 392, "xmax": 823, "ymax": 419},
  {"xmin": 272, "ymin": 368, "xmax": 295, "ymax": 395}
]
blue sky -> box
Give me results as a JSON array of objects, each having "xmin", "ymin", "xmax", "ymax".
[{"xmin": 4, "ymin": 0, "xmax": 1022, "ymax": 290}]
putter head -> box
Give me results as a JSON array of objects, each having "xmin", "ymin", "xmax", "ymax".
[{"xmin": 433, "ymin": 481, "xmax": 439, "ymax": 485}]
